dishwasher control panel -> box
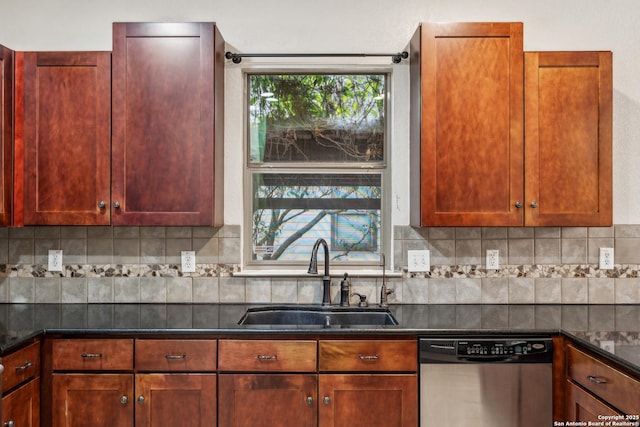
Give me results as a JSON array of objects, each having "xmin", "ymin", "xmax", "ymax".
[
  {"xmin": 419, "ymin": 337, "xmax": 553, "ymax": 363},
  {"xmin": 458, "ymin": 339, "xmax": 548, "ymax": 356}
]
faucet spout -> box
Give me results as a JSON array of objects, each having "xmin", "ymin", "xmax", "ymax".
[{"xmin": 308, "ymin": 238, "xmax": 332, "ymax": 306}]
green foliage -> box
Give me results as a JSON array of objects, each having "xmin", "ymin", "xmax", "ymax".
[{"xmin": 250, "ymin": 74, "xmax": 385, "ymax": 129}]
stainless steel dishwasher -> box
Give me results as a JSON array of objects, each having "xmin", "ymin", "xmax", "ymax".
[{"xmin": 419, "ymin": 337, "xmax": 553, "ymax": 427}]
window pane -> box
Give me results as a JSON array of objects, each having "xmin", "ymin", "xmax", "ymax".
[
  {"xmin": 249, "ymin": 74, "xmax": 385, "ymax": 164},
  {"xmin": 251, "ymin": 173, "xmax": 381, "ymax": 262}
]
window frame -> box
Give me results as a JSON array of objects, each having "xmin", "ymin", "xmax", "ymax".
[{"xmin": 243, "ymin": 66, "xmax": 392, "ymax": 270}]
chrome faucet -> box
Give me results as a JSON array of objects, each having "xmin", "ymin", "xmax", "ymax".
[{"xmin": 307, "ymin": 238, "xmax": 332, "ymax": 306}]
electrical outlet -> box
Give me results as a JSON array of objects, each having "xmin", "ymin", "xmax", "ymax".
[
  {"xmin": 407, "ymin": 250, "xmax": 430, "ymax": 272},
  {"xmin": 48, "ymin": 250, "xmax": 63, "ymax": 272},
  {"xmin": 181, "ymin": 251, "xmax": 196, "ymax": 273},
  {"xmin": 486, "ymin": 249, "xmax": 500, "ymax": 270},
  {"xmin": 599, "ymin": 247, "xmax": 614, "ymax": 270},
  {"xmin": 600, "ymin": 340, "xmax": 615, "ymax": 354}
]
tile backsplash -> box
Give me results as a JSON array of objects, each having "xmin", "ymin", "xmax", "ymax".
[{"xmin": 1, "ymin": 225, "xmax": 639, "ymax": 305}]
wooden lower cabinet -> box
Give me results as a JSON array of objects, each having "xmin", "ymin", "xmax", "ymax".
[
  {"xmin": 135, "ymin": 374, "xmax": 216, "ymax": 427},
  {"xmin": 218, "ymin": 374, "xmax": 317, "ymax": 427},
  {"xmin": 52, "ymin": 374, "xmax": 133, "ymax": 427},
  {"xmin": 52, "ymin": 373, "xmax": 216, "ymax": 427},
  {"xmin": 2, "ymin": 378, "xmax": 40, "ymax": 427},
  {"xmin": 565, "ymin": 381, "xmax": 621, "ymax": 421},
  {"xmin": 318, "ymin": 374, "xmax": 418, "ymax": 427}
]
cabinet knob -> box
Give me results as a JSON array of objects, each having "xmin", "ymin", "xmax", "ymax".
[
  {"xmin": 514, "ymin": 201, "xmax": 522, "ymax": 209},
  {"xmin": 138, "ymin": 396, "xmax": 145, "ymax": 404},
  {"xmin": 120, "ymin": 396, "xmax": 128, "ymax": 405},
  {"xmin": 323, "ymin": 396, "xmax": 331, "ymax": 405},
  {"xmin": 98, "ymin": 200, "xmax": 106, "ymax": 209},
  {"xmin": 113, "ymin": 201, "xmax": 121, "ymax": 209},
  {"xmin": 306, "ymin": 396, "xmax": 313, "ymax": 406},
  {"xmin": 530, "ymin": 201, "xmax": 538, "ymax": 208},
  {"xmin": 5, "ymin": 420, "xmax": 15, "ymax": 427}
]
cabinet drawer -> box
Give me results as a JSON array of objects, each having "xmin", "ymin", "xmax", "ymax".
[
  {"xmin": 218, "ymin": 340, "xmax": 317, "ymax": 372},
  {"xmin": 52, "ymin": 339, "xmax": 133, "ymax": 371},
  {"xmin": 2, "ymin": 341, "xmax": 40, "ymax": 391},
  {"xmin": 566, "ymin": 344, "xmax": 640, "ymax": 414},
  {"xmin": 319, "ymin": 340, "xmax": 417, "ymax": 372},
  {"xmin": 135, "ymin": 339, "xmax": 216, "ymax": 371}
]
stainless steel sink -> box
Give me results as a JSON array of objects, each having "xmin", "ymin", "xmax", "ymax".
[{"xmin": 238, "ymin": 305, "xmax": 398, "ymax": 326}]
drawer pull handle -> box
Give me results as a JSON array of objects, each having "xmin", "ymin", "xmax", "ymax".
[
  {"xmin": 81, "ymin": 352, "xmax": 103, "ymax": 358},
  {"xmin": 256, "ymin": 354, "xmax": 278, "ymax": 360},
  {"xmin": 15, "ymin": 361, "xmax": 33, "ymax": 371},
  {"xmin": 358, "ymin": 353, "xmax": 380, "ymax": 361},
  {"xmin": 587, "ymin": 375, "xmax": 608, "ymax": 384},
  {"xmin": 165, "ymin": 354, "xmax": 187, "ymax": 360}
]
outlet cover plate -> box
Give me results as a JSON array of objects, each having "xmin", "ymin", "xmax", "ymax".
[
  {"xmin": 48, "ymin": 250, "xmax": 63, "ymax": 272},
  {"xmin": 407, "ymin": 250, "xmax": 430, "ymax": 272},
  {"xmin": 181, "ymin": 251, "xmax": 196, "ymax": 273},
  {"xmin": 486, "ymin": 249, "xmax": 500, "ymax": 270},
  {"xmin": 600, "ymin": 340, "xmax": 615, "ymax": 354},
  {"xmin": 599, "ymin": 247, "xmax": 614, "ymax": 270}
]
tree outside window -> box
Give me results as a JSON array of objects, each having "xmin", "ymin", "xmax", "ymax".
[{"xmin": 248, "ymin": 73, "xmax": 386, "ymax": 264}]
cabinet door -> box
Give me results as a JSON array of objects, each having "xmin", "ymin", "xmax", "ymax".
[
  {"xmin": 135, "ymin": 374, "xmax": 216, "ymax": 427},
  {"xmin": 0, "ymin": 44, "xmax": 12, "ymax": 227},
  {"xmin": 411, "ymin": 22, "xmax": 524, "ymax": 226},
  {"xmin": 2, "ymin": 378, "xmax": 40, "ymax": 427},
  {"xmin": 111, "ymin": 22, "xmax": 225, "ymax": 226},
  {"xmin": 319, "ymin": 374, "xmax": 418, "ymax": 427},
  {"xmin": 565, "ymin": 381, "xmax": 621, "ymax": 421},
  {"xmin": 218, "ymin": 374, "xmax": 317, "ymax": 427},
  {"xmin": 52, "ymin": 374, "xmax": 133, "ymax": 427},
  {"xmin": 19, "ymin": 51, "xmax": 111, "ymax": 225},
  {"xmin": 525, "ymin": 51, "xmax": 612, "ymax": 226}
]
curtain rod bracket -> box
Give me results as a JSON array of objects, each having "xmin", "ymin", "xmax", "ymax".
[{"xmin": 225, "ymin": 51, "xmax": 408, "ymax": 64}]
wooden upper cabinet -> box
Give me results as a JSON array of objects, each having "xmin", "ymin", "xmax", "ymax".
[
  {"xmin": 524, "ymin": 51, "xmax": 612, "ymax": 226},
  {"xmin": 111, "ymin": 22, "xmax": 225, "ymax": 226},
  {"xmin": 0, "ymin": 44, "xmax": 13, "ymax": 227},
  {"xmin": 410, "ymin": 22, "xmax": 524, "ymax": 226},
  {"xmin": 16, "ymin": 51, "xmax": 111, "ymax": 225}
]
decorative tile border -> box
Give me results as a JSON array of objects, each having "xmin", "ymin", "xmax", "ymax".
[
  {"xmin": 407, "ymin": 264, "xmax": 637, "ymax": 279},
  {"xmin": 572, "ymin": 331, "xmax": 640, "ymax": 346},
  {"xmin": 2, "ymin": 263, "xmax": 640, "ymax": 280},
  {"xmin": 0, "ymin": 264, "xmax": 241, "ymax": 278},
  {"xmin": 3, "ymin": 263, "xmax": 638, "ymax": 279}
]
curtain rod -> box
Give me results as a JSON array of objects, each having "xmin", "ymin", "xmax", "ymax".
[{"xmin": 224, "ymin": 51, "xmax": 409, "ymax": 64}]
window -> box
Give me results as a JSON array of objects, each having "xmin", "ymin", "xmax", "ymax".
[{"xmin": 246, "ymin": 73, "xmax": 387, "ymax": 266}]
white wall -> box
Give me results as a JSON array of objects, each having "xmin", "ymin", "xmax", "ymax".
[{"xmin": 2, "ymin": 0, "xmax": 639, "ymax": 224}]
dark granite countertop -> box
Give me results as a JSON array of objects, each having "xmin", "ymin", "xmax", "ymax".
[{"xmin": 0, "ymin": 303, "xmax": 638, "ymax": 374}]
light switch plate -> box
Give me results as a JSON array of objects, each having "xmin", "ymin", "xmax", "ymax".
[
  {"xmin": 48, "ymin": 250, "xmax": 63, "ymax": 272},
  {"xmin": 181, "ymin": 251, "xmax": 196, "ymax": 273},
  {"xmin": 407, "ymin": 250, "xmax": 430, "ymax": 272}
]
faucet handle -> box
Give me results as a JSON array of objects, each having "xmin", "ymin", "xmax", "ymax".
[{"xmin": 351, "ymin": 292, "xmax": 368, "ymax": 307}]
